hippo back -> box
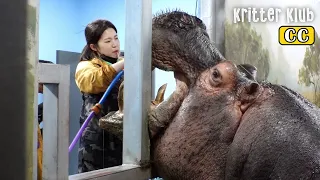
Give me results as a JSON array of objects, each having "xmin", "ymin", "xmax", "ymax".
[{"xmin": 226, "ymin": 83, "xmax": 320, "ymax": 179}]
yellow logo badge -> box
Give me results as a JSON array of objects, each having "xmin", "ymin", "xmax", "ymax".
[{"xmin": 279, "ymin": 26, "xmax": 315, "ymax": 45}]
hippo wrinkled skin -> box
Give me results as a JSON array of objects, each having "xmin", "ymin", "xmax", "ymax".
[
  {"xmin": 101, "ymin": 10, "xmax": 320, "ymax": 180},
  {"xmin": 150, "ymin": 10, "xmax": 320, "ymax": 180}
]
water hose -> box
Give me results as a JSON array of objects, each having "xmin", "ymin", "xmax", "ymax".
[{"xmin": 68, "ymin": 70, "xmax": 124, "ymax": 153}]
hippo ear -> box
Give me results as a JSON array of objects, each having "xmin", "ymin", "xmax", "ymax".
[{"xmin": 237, "ymin": 64, "xmax": 257, "ymax": 81}]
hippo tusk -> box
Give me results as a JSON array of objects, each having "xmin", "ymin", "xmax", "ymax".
[
  {"xmin": 154, "ymin": 83, "xmax": 167, "ymax": 104},
  {"xmin": 99, "ymin": 82, "xmax": 169, "ymax": 140},
  {"xmin": 149, "ymin": 76, "xmax": 189, "ymax": 139},
  {"xmin": 117, "ymin": 81, "xmax": 124, "ymax": 112}
]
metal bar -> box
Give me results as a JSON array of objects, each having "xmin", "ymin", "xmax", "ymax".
[
  {"xmin": 56, "ymin": 50, "xmax": 81, "ymax": 175},
  {"xmin": 42, "ymin": 84, "xmax": 58, "ymax": 180},
  {"xmin": 0, "ymin": 0, "xmax": 27, "ymax": 179},
  {"xmin": 123, "ymin": 0, "xmax": 152, "ymax": 168},
  {"xmin": 57, "ymin": 65, "xmax": 70, "ymax": 179},
  {"xmin": 30, "ymin": 0, "xmax": 40, "ymax": 179},
  {"xmin": 39, "ymin": 63, "xmax": 70, "ymax": 180},
  {"xmin": 38, "ymin": 63, "xmax": 65, "ymax": 83},
  {"xmin": 199, "ymin": 0, "xmax": 226, "ymax": 56},
  {"xmin": 199, "ymin": 0, "xmax": 214, "ymax": 39},
  {"xmin": 33, "ymin": 64, "xmax": 39, "ymax": 180},
  {"xmin": 213, "ymin": 0, "xmax": 226, "ymax": 56},
  {"xmin": 69, "ymin": 165, "xmax": 150, "ymax": 180}
]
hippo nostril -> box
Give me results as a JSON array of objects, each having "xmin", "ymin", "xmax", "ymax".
[{"xmin": 247, "ymin": 82, "xmax": 259, "ymax": 95}]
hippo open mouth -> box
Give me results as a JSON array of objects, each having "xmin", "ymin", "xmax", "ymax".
[
  {"xmin": 152, "ymin": 10, "xmax": 225, "ymax": 83},
  {"xmin": 151, "ymin": 10, "xmax": 265, "ymax": 125},
  {"xmin": 149, "ymin": 58, "xmax": 268, "ymax": 179}
]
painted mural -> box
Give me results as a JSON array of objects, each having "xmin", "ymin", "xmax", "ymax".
[
  {"xmin": 225, "ymin": 0, "xmax": 320, "ymax": 107},
  {"xmin": 27, "ymin": 0, "xmax": 38, "ymax": 179}
]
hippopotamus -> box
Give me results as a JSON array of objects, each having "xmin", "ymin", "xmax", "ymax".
[
  {"xmin": 100, "ymin": 10, "xmax": 320, "ymax": 180},
  {"xmin": 149, "ymin": 10, "xmax": 320, "ymax": 180}
]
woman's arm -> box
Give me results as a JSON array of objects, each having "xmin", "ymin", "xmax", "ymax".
[{"xmin": 75, "ymin": 61, "xmax": 119, "ymax": 94}]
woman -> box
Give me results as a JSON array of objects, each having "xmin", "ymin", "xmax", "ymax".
[{"xmin": 75, "ymin": 19, "xmax": 124, "ymax": 173}]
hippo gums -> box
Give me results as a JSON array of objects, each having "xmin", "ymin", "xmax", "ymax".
[
  {"xmin": 99, "ymin": 10, "xmax": 320, "ymax": 180},
  {"xmin": 150, "ymin": 10, "xmax": 320, "ymax": 180}
]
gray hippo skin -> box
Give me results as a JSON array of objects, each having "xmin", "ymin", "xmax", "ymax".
[{"xmin": 150, "ymin": 10, "xmax": 320, "ymax": 180}]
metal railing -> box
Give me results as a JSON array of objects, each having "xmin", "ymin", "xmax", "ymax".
[
  {"xmin": 38, "ymin": 63, "xmax": 70, "ymax": 180},
  {"xmin": 38, "ymin": 59, "xmax": 151, "ymax": 180}
]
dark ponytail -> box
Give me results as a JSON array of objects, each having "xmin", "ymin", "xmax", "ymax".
[{"xmin": 79, "ymin": 45, "xmax": 98, "ymax": 61}]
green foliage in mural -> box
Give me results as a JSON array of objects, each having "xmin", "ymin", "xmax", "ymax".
[
  {"xmin": 224, "ymin": 20, "xmax": 270, "ymax": 81},
  {"xmin": 298, "ymin": 32, "xmax": 320, "ymax": 107}
]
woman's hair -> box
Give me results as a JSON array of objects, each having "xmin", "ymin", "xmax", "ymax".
[{"xmin": 80, "ymin": 19, "xmax": 118, "ymax": 61}]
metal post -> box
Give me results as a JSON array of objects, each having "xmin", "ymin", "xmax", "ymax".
[
  {"xmin": 199, "ymin": 0, "xmax": 226, "ymax": 56},
  {"xmin": 123, "ymin": 0, "xmax": 152, "ymax": 167},
  {"xmin": 0, "ymin": 0, "xmax": 27, "ymax": 179},
  {"xmin": 28, "ymin": 0, "xmax": 40, "ymax": 179},
  {"xmin": 38, "ymin": 63, "xmax": 70, "ymax": 180},
  {"xmin": 42, "ymin": 84, "xmax": 58, "ymax": 179}
]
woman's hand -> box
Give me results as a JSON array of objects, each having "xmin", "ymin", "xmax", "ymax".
[{"xmin": 112, "ymin": 60, "xmax": 124, "ymax": 72}]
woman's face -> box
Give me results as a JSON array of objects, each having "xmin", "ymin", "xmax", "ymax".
[{"xmin": 95, "ymin": 28, "xmax": 120, "ymax": 58}]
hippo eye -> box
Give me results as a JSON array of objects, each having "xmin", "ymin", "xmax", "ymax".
[{"xmin": 212, "ymin": 69, "xmax": 221, "ymax": 79}]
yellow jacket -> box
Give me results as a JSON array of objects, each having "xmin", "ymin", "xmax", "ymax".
[
  {"xmin": 75, "ymin": 57, "xmax": 124, "ymax": 94},
  {"xmin": 37, "ymin": 126, "xmax": 43, "ymax": 180}
]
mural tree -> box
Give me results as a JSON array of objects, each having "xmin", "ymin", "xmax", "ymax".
[
  {"xmin": 225, "ymin": 20, "xmax": 270, "ymax": 81},
  {"xmin": 298, "ymin": 32, "xmax": 320, "ymax": 107}
]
